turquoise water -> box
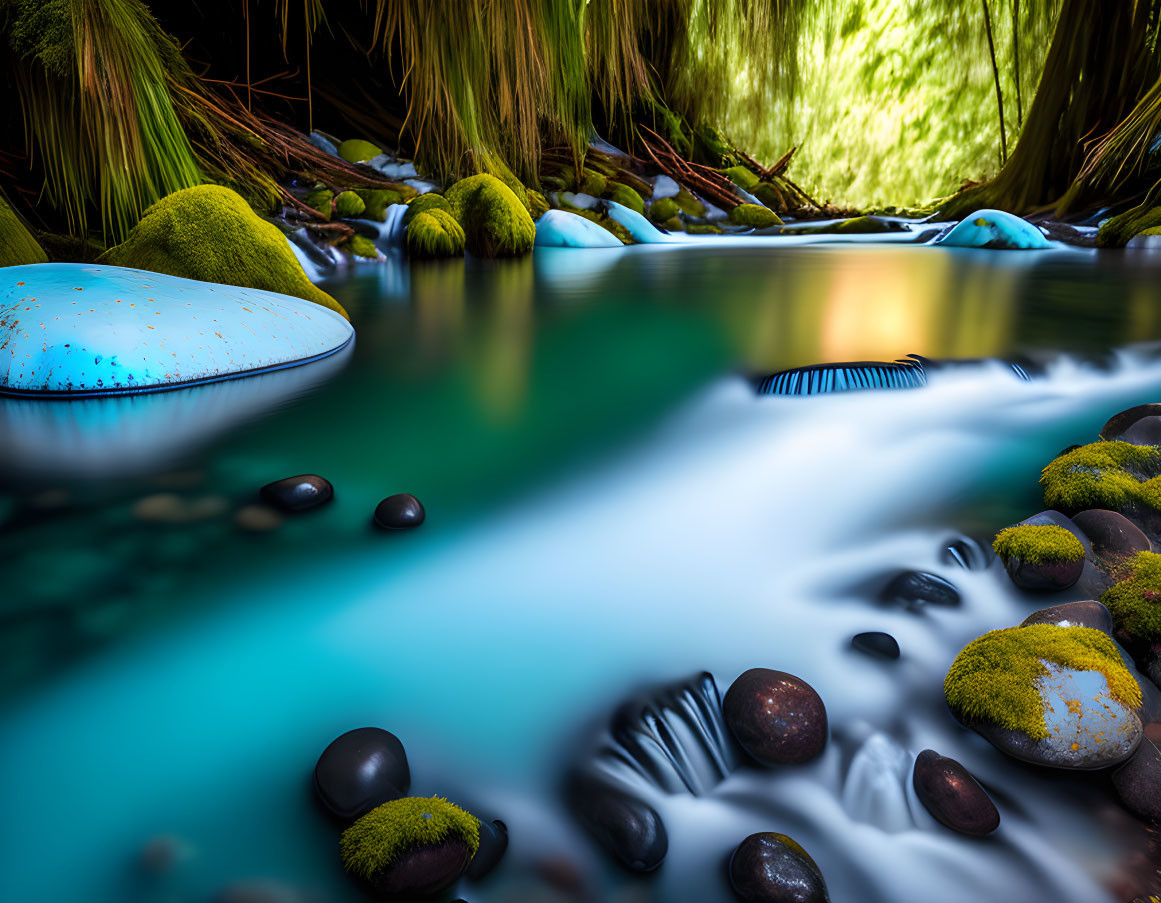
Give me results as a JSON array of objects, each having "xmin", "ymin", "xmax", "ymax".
[{"xmin": 3, "ymin": 243, "xmax": 1161, "ymax": 903}]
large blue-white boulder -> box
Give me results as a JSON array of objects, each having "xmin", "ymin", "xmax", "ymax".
[
  {"xmin": 0, "ymin": 263, "xmax": 353, "ymax": 395},
  {"xmin": 935, "ymin": 209, "xmax": 1051, "ymax": 249},
  {"xmin": 535, "ymin": 210, "xmax": 623, "ymax": 249}
]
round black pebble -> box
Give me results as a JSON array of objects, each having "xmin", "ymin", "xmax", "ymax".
[
  {"xmin": 258, "ymin": 474, "xmax": 333, "ymax": 513},
  {"xmin": 729, "ymin": 832, "xmax": 829, "ymax": 903},
  {"xmin": 850, "ymin": 632, "xmax": 900, "ymax": 660},
  {"xmin": 314, "ymin": 727, "xmax": 410, "ymax": 820},
  {"xmin": 912, "ymin": 749, "xmax": 999, "ymax": 836},
  {"xmin": 466, "ymin": 819, "xmax": 509, "ymax": 880},
  {"xmin": 374, "ymin": 493, "xmax": 426, "ymax": 530},
  {"xmin": 881, "ymin": 571, "xmax": 960, "ymax": 608},
  {"xmin": 566, "ymin": 773, "xmax": 667, "ymax": 872},
  {"xmin": 723, "ymin": 669, "xmax": 828, "ymax": 766}
]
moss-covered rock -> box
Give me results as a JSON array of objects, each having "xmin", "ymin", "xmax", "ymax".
[
  {"xmin": 404, "ymin": 193, "xmax": 453, "ymax": 225},
  {"xmin": 340, "ymin": 796, "xmax": 480, "ymax": 897},
  {"xmin": 0, "ymin": 194, "xmax": 48, "ymax": 267},
  {"xmin": 445, "ymin": 174, "xmax": 535, "ymax": 257},
  {"xmin": 750, "ymin": 181, "xmax": 787, "ymax": 211},
  {"xmin": 406, "ymin": 209, "xmax": 465, "ymax": 259},
  {"xmin": 98, "ymin": 185, "xmax": 346, "ymax": 318},
  {"xmin": 729, "ymin": 204, "xmax": 782, "ymax": 228},
  {"xmin": 1101, "ymin": 551, "xmax": 1161, "ymax": 643},
  {"xmin": 1098, "ymin": 207, "xmax": 1161, "ymax": 247},
  {"xmin": 334, "ymin": 191, "xmax": 366, "ymax": 218},
  {"xmin": 337, "ymin": 138, "xmax": 382, "ymax": 164},
  {"xmin": 649, "ymin": 197, "xmax": 680, "ymax": 222},
  {"xmin": 579, "ymin": 169, "xmax": 608, "ymax": 197},
  {"xmin": 607, "ymin": 183, "xmax": 645, "ymax": 215},
  {"xmin": 305, "ymin": 186, "xmax": 334, "ymax": 220},
  {"xmin": 673, "ymin": 188, "xmax": 707, "ymax": 218},
  {"xmin": 346, "ymin": 234, "xmax": 380, "ymax": 259},
  {"xmin": 944, "ymin": 624, "xmax": 1141, "ymax": 740},
  {"xmin": 355, "ymin": 189, "xmax": 403, "ymax": 222},
  {"xmin": 527, "ymin": 189, "xmax": 549, "ymax": 221},
  {"xmin": 1040, "ymin": 441, "xmax": 1161, "ymax": 514},
  {"xmin": 686, "ymin": 223, "xmax": 723, "ymax": 235},
  {"xmin": 993, "ymin": 524, "xmax": 1085, "ymax": 565},
  {"xmin": 721, "ymin": 165, "xmax": 760, "ymax": 191}
]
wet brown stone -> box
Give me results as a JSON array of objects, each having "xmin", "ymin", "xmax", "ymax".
[
  {"xmin": 723, "ymin": 669, "xmax": 828, "ymax": 766},
  {"xmin": 1112, "ymin": 730, "xmax": 1161, "ymax": 824},
  {"xmin": 1100, "ymin": 404, "xmax": 1161, "ymax": 441},
  {"xmin": 1073, "ymin": 509, "xmax": 1151, "ymax": 562},
  {"xmin": 912, "ymin": 749, "xmax": 1000, "ymax": 836},
  {"xmin": 728, "ymin": 832, "xmax": 829, "ymax": 903},
  {"xmin": 1020, "ymin": 601, "xmax": 1115, "ymax": 634}
]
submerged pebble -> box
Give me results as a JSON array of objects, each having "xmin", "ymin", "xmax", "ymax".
[
  {"xmin": 881, "ymin": 571, "xmax": 960, "ymax": 608},
  {"xmin": 850, "ymin": 632, "xmax": 900, "ymax": 660},
  {"xmin": 728, "ymin": 832, "xmax": 830, "ymax": 903},
  {"xmin": 565, "ymin": 773, "xmax": 667, "ymax": 872},
  {"xmin": 723, "ymin": 668, "xmax": 828, "ymax": 765},
  {"xmin": 374, "ymin": 493, "xmax": 426, "ymax": 530},
  {"xmin": 1111, "ymin": 723, "xmax": 1161, "ymax": 823},
  {"xmin": 465, "ymin": 818, "xmax": 509, "ymax": 880},
  {"xmin": 912, "ymin": 749, "xmax": 1000, "ymax": 836},
  {"xmin": 314, "ymin": 727, "xmax": 411, "ymax": 820},
  {"xmin": 259, "ymin": 474, "xmax": 334, "ymax": 512}
]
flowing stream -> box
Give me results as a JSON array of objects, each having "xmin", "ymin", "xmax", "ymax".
[{"xmin": 2, "ymin": 243, "xmax": 1161, "ymax": 903}]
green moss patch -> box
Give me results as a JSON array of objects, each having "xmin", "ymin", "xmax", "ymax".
[
  {"xmin": 355, "ymin": 189, "xmax": 403, "ymax": 222},
  {"xmin": 944, "ymin": 624, "xmax": 1142, "ymax": 740},
  {"xmin": 1040, "ymin": 441, "xmax": 1161, "ymax": 513},
  {"xmin": 445, "ymin": 174, "xmax": 535, "ymax": 257},
  {"xmin": 721, "ymin": 165, "xmax": 759, "ymax": 191},
  {"xmin": 0, "ymin": 194, "xmax": 48, "ymax": 267},
  {"xmin": 98, "ymin": 185, "xmax": 347, "ymax": 318},
  {"xmin": 404, "ymin": 193, "xmax": 452, "ymax": 225},
  {"xmin": 1098, "ymin": 206, "xmax": 1161, "ymax": 248},
  {"xmin": 607, "ymin": 183, "xmax": 645, "ymax": 215},
  {"xmin": 673, "ymin": 188, "xmax": 707, "ymax": 218},
  {"xmin": 406, "ymin": 209, "xmax": 465, "ymax": 259},
  {"xmin": 346, "ymin": 234, "xmax": 379, "ymax": 259},
  {"xmin": 992, "ymin": 524, "xmax": 1085, "ymax": 565},
  {"xmin": 649, "ymin": 197, "xmax": 679, "ymax": 222},
  {"xmin": 305, "ymin": 187, "xmax": 334, "ymax": 220},
  {"xmin": 729, "ymin": 204, "xmax": 782, "ymax": 228},
  {"xmin": 579, "ymin": 169, "xmax": 607, "ymax": 197},
  {"xmin": 340, "ymin": 796, "xmax": 480, "ymax": 881},
  {"xmin": 527, "ymin": 190, "xmax": 549, "ymax": 221},
  {"xmin": 1100, "ymin": 550, "xmax": 1161, "ymax": 642},
  {"xmin": 334, "ymin": 191, "xmax": 366, "ymax": 218},
  {"xmin": 337, "ymin": 139, "xmax": 382, "ymax": 164}
]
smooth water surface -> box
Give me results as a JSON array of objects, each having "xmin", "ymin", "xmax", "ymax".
[{"xmin": 3, "ymin": 242, "xmax": 1161, "ymax": 903}]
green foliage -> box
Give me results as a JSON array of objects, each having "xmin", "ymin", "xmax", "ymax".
[
  {"xmin": 1101, "ymin": 551, "xmax": 1161, "ymax": 642},
  {"xmin": 1040, "ymin": 441, "xmax": 1161, "ymax": 513},
  {"xmin": 721, "ymin": 165, "xmax": 760, "ymax": 190},
  {"xmin": 992, "ymin": 524, "xmax": 1085, "ymax": 565},
  {"xmin": 334, "ymin": 190, "xmax": 366, "ymax": 218},
  {"xmin": 607, "ymin": 182, "xmax": 645, "ymax": 215},
  {"xmin": 649, "ymin": 197, "xmax": 680, "ymax": 221},
  {"xmin": 406, "ymin": 208, "xmax": 466, "ymax": 258},
  {"xmin": 0, "ymin": 194, "xmax": 48, "ymax": 266},
  {"xmin": 4, "ymin": 0, "xmax": 205, "ymax": 242},
  {"xmin": 340, "ymin": 796, "xmax": 480, "ymax": 881},
  {"xmin": 944, "ymin": 624, "xmax": 1142, "ymax": 740},
  {"xmin": 98, "ymin": 185, "xmax": 347, "ymax": 318},
  {"xmin": 445, "ymin": 174, "xmax": 535, "ymax": 257},
  {"xmin": 729, "ymin": 203, "xmax": 782, "ymax": 228},
  {"xmin": 404, "ymin": 192, "xmax": 453, "ymax": 224},
  {"xmin": 346, "ymin": 234, "xmax": 380, "ymax": 258},
  {"xmin": 1098, "ymin": 206, "xmax": 1161, "ymax": 248},
  {"xmin": 337, "ymin": 139, "xmax": 382, "ymax": 164},
  {"xmin": 355, "ymin": 189, "xmax": 403, "ymax": 221}
]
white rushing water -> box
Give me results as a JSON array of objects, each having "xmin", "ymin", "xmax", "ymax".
[{"xmin": 3, "ymin": 351, "xmax": 1161, "ymax": 903}]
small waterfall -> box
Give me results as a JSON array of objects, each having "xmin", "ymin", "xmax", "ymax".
[
  {"xmin": 287, "ymin": 228, "xmax": 340, "ymax": 282},
  {"xmin": 380, "ymin": 204, "xmax": 409, "ymax": 247},
  {"xmin": 754, "ymin": 358, "xmax": 927, "ymax": 395},
  {"xmin": 593, "ymin": 672, "xmax": 737, "ymax": 795},
  {"xmin": 840, "ymin": 732, "xmax": 919, "ymax": 832}
]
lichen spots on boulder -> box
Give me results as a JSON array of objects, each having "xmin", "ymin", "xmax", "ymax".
[
  {"xmin": 406, "ymin": 209, "xmax": 465, "ymax": 259},
  {"xmin": 99, "ymin": 185, "xmax": 347, "ymax": 319},
  {"xmin": 1101, "ymin": 551, "xmax": 1161, "ymax": 643},
  {"xmin": 445, "ymin": 174, "xmax": 535, "ymax": 257},
  {"xmin": 944, "ymin": 624, "xmax": 1141, "ymax": 740},
  {"xmin": 0, "ymin": 195, "xmax": 47, "ymax": 267},
  {"xmin": 1040, "ymin": 441, "xmax": 1161, "ymax": 514},
  {"xmin": 993, "ymin": 524, "xmax": 1085, "ymax": 565}
]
